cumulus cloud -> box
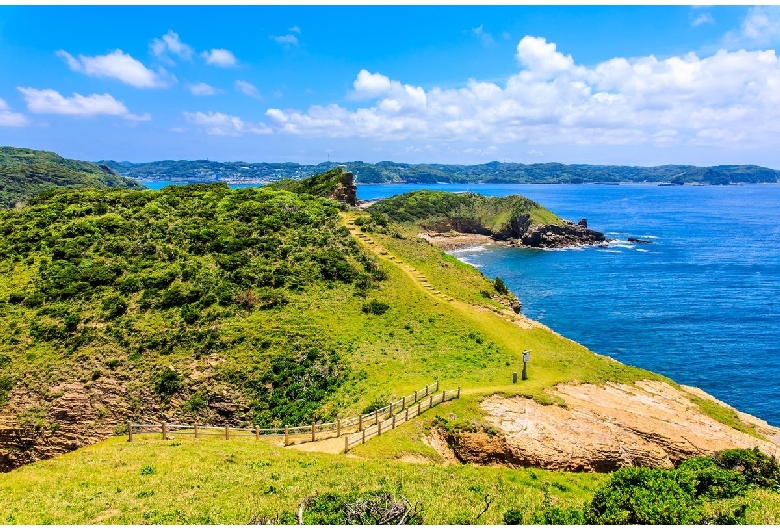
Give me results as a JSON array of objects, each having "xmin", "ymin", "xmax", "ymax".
[
  {"xmin": 270, "ymin": 34, "xmax": 299, "ymax": 47},
  {"xmin": 201, "ymin": 49, "xmax": 237, "ymax": 67},
  {"xmin": 0, "ymin": 98, "xmax": 29, "ymax": 126},
  {"xmin": 57, "ymin": 49, "xmax": 174, "ymax": 88},
  {"xmin": 188, "ymin": 82, "xmax": 218, "ymax": 96},
  {"xmin": 262, "ymin": 35, "xmax": 780, "ymax": 149},
  {"xmin": 151, "ymin": 30, "xmax": 194, "ymax": 64},
  {"xmin": 18, "ymin": 87, "xmax": 150, "ymax": 121},
  {"xmin": 183, "ymin": 111, "xmax": 272, "ymax": 136},
  {"xmin": 235, "ymin": 80, "xmax": 261, "ymax": 98},
  {"xmin": 288, "ymin": 25, "xmax": 301, "ymax": 33}
]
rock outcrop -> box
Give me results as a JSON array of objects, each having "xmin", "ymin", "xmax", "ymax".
[
  {"xmin": 438, "ymin": 380, "xmax": 780, "ymax": 472},
  {"xmin": 518, "ymin": 221, "xmax": 607, "ymax": 248},
  {"xmin": 326, "ymin": 171, "xmax": 358, "ymax": 206}
]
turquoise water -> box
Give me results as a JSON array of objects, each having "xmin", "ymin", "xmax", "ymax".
[{"xmin": 362, "ymin": 183, "xmax": 780, "ymax": 426}]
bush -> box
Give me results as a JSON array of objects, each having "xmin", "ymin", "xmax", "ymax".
[
  {"xmin": 299, "ymin": 491, "xmax": 423, "ymax": 525},
  {"xmin": 494, "ymin": 277, "xmax": 509, "ymax": 295},
  {"xmin": 531, "ymin": 506, "xmax": 585, "ymax": 525},
  {"xmin": 716, "ymin": 447, "xmax": 780, "ymax": 490},
  {"xmin": 153, "ymin": 368, "xmax": 182, "ymax": 397},
  {"xmin": 585, "ymin": 467, "xmax": 704, "ymax": 524},
  {"xmin": 502, "ymin": 508, "xmax": 523, "ymax": 525},
  {"xmin": 362, "ymin": 299, "xmax": 390, "ymax": 315}
]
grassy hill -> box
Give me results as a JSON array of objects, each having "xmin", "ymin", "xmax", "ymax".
[
  {"xmin": 0, "ymin": 146, "xmax": 144, "ymax": 208},
  {"xmin": 367, "ymin": 190, "xmax": 562, "ymax": 237},
  {"xmin": 2, "ymin": 171, "xmax": 779, "ymax": 523}
]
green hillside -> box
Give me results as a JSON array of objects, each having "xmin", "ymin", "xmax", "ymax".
[
  {"xmin": 367, "ymin": 189, "xmax": 562, "ymax": 236},
  {"xmin": 1, "ymin": 171, "xmax": 777, "ymax": 523},
  {"xmin": 0, "ymin": 146, "xmax": 144, "ymax": 208}
]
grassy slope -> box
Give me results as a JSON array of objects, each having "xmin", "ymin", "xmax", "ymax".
[
  {"xmin": 0, "ymin": 146, "xmax": 144, "ymax": 208},
  {"xmin": 0, "ymin": 180, "xmax": 774, "ymax": 523}
]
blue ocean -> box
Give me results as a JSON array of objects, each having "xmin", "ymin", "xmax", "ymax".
[{"xmin": 361, "ymin": 183, "xmax": 780, "ymax": 427}]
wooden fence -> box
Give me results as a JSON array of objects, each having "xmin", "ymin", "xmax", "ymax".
[
  {"xmin": 127, "ymin": 381, "xmax": 453, "ymax": 448},
  {"xmin": 344, "ymin": 387, "xmax": 459, "ymax": 453}
]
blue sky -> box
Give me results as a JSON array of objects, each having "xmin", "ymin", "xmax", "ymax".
[{"xmin": 2, "ymin": 5, "xmax": 780, "ymax": 167}]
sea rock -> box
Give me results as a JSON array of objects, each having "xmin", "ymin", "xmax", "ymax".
[
  {"xmin": 520, "ymin": 222, "xmax": 607, "ymax": 248},
  {"xmin": 627, "ymin": 237, "xmax": 652, "ymax": 244}
]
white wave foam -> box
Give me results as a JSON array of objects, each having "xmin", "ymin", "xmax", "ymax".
[{"xmin": 636, "ymin": 248, "xmax": 650, "ymax": 253}]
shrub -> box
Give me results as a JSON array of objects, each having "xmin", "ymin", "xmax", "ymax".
[
  {"xmin": 101, "ymin": 294, "xmax": 127, "ymax": 319},
  {"xmin": 299, "ymin": 491, "xmax": 423, "ymax": 525},
  {"xmin": 716, "ymin": 447, "xmax": 780, "ymax": 490},
  {"xmin": 154, "ymin": 368, "xmax": 182, "ymax": 397},
  {"xmin": 362, "ymin": 299, "xmax": 390, "ymax": 315},
  {"xmin": 493, "ymin": 277, "xmax": 509, "ymax": 295},
  {"xmin": 502, "ymin": 509, "xmax": 524, "ymax": 525},
  {"xmin": 585, "ymin": 467, "xmax": 703, "ymax": 524},
  {"xmin": 531, "ymin": 506, "xmax": 586, "ymax": 525}
]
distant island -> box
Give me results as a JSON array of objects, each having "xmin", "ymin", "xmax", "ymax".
[{"xmin": 101, "ymin": 158, "xmax": 780, "ymax": 186}]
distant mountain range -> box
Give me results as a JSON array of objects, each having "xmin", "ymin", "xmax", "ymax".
[{"xmin": 101, "ymin": 159, "xmax": 780, "ymax": 186}]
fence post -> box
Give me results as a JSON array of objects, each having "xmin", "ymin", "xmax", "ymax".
[
  {"xmin": 392, "ymin": 415, "xmax": 396, "ymax": 429},
  {"xmin": 255, "ymin": 426, "xmax": 259, "ymax": 440},
  {"xmin": 429, "ymin": 396, "xmax": 433, "ymax": 409},
  {"xmin": 405, "ymin": 408, "xmax": 409, "ymax": 421},
  {"xmin": 442, "ymin": 390, "xmax": 446, "ymax": 403},
  {"xmin": 378, "ymin": 420, "xmax": 382, "ymax": 436},
  {"xmin": 375, "ymin": 410, "xmax": 379, "ymax": 426},
  {"xmin": 225, "ymin": 425, "xmax": 229, "ymax": 440},
  {"xmin": 194, "ymin": 422, "xmax": 198, "ymax": 439},
  {"xmin": 161, "ymin": 422, "xmax": 167, "ymax": 440},
  {"xmin": 362, "ymin": 429, "xmax": 366, "ymax": 444},
  {"xmin": 414, "ymin": 390, "xmax": 417, "ymax": 403},
  {"xmin": 337, "ymin": 419, "xmax": 341, "ymax": 437},
  {"xmin": 389, "ymin": 402, "xmax": 393, "ymax": 418},
  {"xmin": 344, "ymin": 436, "xmax": 349, "ymax": 454},
  {"xmin": 457, "ymin": 387, "xmax": 461, "ymax": 399},
  {"xmin": 359, "ymin": 415, "xmax": 362, "ymax": 431},
  {"xmin": 127, "ymin": 422, "xmax": 133, "ymax": 442},
  {"xmin": 424, "ymin": 384, "xmax": 428, "ymax": 397},
  {"xmin": 284, "ymin": 425, "xmax": 289, "ymax": 446},
  {"xmin": 311, "ymin": 423, "xmax": 316, "ymax": 442},
  {"xmin": 418, "ymin": 402, "xmax": 421, "ymax": 415},
  {"xmin": 402, "ymin": 396, "xmax": 406, "ymax": 409},
  {"xmin": 435, "ymin": 381, "xmax": 439, "ymax": 392}
]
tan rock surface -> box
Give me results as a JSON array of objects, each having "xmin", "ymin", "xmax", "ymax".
[{"xmin": 445, "ymin": 380, "xmax": 780, "ymax": 472}]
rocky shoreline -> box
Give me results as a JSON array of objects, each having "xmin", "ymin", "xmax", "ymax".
[{"xmin": 419, "ymin": 217, "xmax": 610, "ymax": 252}]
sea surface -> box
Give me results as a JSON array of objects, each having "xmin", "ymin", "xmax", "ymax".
[
  {"xmin": 141, "ymin": 179, "xmax": 780, "ymax": 426},
  {"xmin": 361, "ymin": 183, "xmax": 780, "ymax": 427}
]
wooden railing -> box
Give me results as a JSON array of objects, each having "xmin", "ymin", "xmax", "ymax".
[
  {"xmin": 344, "ymin": 387, "xmax": 460, "ymax": 453},
  {"xmin": 127, "ymin": 381, "xmax": 450, "ymax": 446}
]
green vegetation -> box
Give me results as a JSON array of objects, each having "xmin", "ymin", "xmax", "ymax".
[
  {"xmin": 522, "ymin": 448, "xmax": 780, "ymax": 525},
  {"xmin": 266, "ymin": 167, "xmax": 345, "ymax": 197},
  {"xmin": 0, "ymin": 146, "xmax": 144, "ymax": 208},
  {"xmin": 104, "ymin": 158, "xmax": 780, "ymax": 185},
  {"xmin": 366, "ymin": 189, "xmax": 562, "ymax": 237},
  {"xmin": 1, "ymin": 166, "xmax": 776, "ymax": 523}
]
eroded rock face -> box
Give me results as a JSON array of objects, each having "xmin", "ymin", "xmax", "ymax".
[
  {"xmin": 519, "ymin": 222, "xmax": 607, "ymax": 248},
  {"xmin": 442, "ymin": 380, "xmax": 780, "ymax": 472},
  {"xmin": 326, "ymin": 171, "xmax": 358, "ymax": 206}
]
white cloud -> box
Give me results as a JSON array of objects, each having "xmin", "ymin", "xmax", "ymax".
[
  {"xmin": 472, "ymin": 25, "xmax": 495, "ymax": 47},
  {"xmin": 0, "ymin": 98, "xmax": 29, "ymax": 126},
  {"xmin": 692, "ymin": 13, "xmax": 714, "ymax": 27},
  {"xmin": 188, "ymin": 82, "xmax": 218, "ymax": 96},
  {"xmin": 270, "ymin": 34, "xmax": 299, "ymax": 47},
  {"xmin": 18, "ymin": 87, "xmax": 150, "ymax": 121},
  {"xmin": 235, "ymin": 80, "xmax": 261, "ymax": 98},
  {"xmin": 57, "ymin": 49, "xmax": 174, "ymax": 89},
  {"xmin": 201, "ymin": 49, "xmax": 237, "ymax": 67},
  {"xmin": 262, "ymin": 35, "xmax": 780, "ymax": 150},
  {"xmin": 151, "ymin": 30, "xmax": 194, "ymax": 63},
  {"xmin": 740, "ymin": 6, "xmax": 780, "ymax": 45},
  {"xmin": 183, "ymin": 111, "xmax": 272, "ymax": 136},
  {"xmin": 288, "ymin": 25, "xmax": 301, "ymax": 34}
]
